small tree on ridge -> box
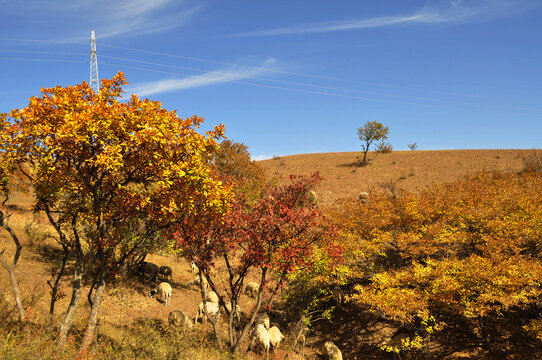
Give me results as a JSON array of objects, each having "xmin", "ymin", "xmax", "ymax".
[{"xmin": 357, "ymin": 121, "xmax": 389, "ymax": 163}]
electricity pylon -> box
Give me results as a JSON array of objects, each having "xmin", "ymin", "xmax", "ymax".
[{"xmin": 90, "ymin": 30, "xmax": 99, "ymax": 93}]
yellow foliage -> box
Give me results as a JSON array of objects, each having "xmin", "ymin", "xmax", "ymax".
[
  {"xmin": 331, "ymin": 171, "xmax": 542, "ymax": 342},
  {"xmin": 1, "ymin": 72, "xmax": 232, "ymax": 256}
]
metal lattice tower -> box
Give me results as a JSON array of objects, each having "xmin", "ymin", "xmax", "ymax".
[{"xmin": 90, "ymin": 30, "xmax": 99, "ymax": 93}]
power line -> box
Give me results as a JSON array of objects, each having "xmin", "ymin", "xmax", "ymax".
[
  {"xmin": 100, "ymin": 54, "xmax": 525, "ymax": 110},
  {"xmin": 99, "ymin": 42, "xmax": 495, "ymax": 99},
  {"xmin": 0, "ymin": 35, "xmax": 501, "ymax": 99},
  {"xmin": 0, "ymin": 49, "xmax": 85, "ymax": 56},
  {"xmin": 0, "ymin": 54, "xmax": 529, "ymax": 113},
  {"xmin": 0, "ymin": 57, "xmax": 87, "ymax": 63},
  {"xmin": 0, "ymin": 37, "xmax": 536, "ymax": 113},
  {"xmin": 99, "ymin": 54, "xmax": 430, "ymax": 102},
  {"xmin": 2, "ymin": 48, "xmax": 484, "ymax": 104},
  {"xmin": 100, "ymin": 61, "xmax": 535, "ymax": 115},
  {"xmin": 0, "ymin": 36, "xmax": 86, "ymax": 45}
]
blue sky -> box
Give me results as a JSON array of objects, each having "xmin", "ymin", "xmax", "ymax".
[{"xmin": 1, "ymin": 0, "xmax": 541, "ymax": 159}]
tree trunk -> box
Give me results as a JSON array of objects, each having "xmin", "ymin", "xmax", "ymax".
[
  {"xmin": 80, "ymin": 270, "xmax": 106, "ymax": 354},
  {"xmin": 232, "ymin": 267, "xmax": 267, "ymax": 354},
  {"xmin": 57, "ymin": 254, "xmax": 85, "ymax": 347},
  {"xmin": 362, "ymin": 146, "xmax": 369, "ymax": 163},
  {"xmin": 198, "ymin": 270, "xmax": 222, "ymax": 350},
  {"xmin": 0, "ymin": 254, "xmax": 25, "ymax": 322},
  {"xmin": 48, "ymin": 244, "xmax": 69, "ymax": 328},
  {"xmin": 0, "ymin": 212, "xmax": 26, "ymax": 322}
]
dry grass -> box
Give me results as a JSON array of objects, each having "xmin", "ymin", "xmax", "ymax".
[{"xmin": 259, "ymin": 149, "xmax": 529, "ymax": 207}]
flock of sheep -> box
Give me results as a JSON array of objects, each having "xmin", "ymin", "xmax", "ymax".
[{"xmin": 138, "ymin": 259, "xmax": 344, "ymax": 359}]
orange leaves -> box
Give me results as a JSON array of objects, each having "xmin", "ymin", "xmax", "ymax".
[
  {"xmin": 332, "ymin": 171, "xmax": 542, "ymax": 340},
  {"xmin": 2, "ymin": 72, "xmax": 231, "ymax": 260}
]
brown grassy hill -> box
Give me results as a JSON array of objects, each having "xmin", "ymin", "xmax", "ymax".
[
  {"xmin": 0, "ymin": 149, "xmax": 539, "ymax": 359},
  {"xmin": 259, "ymin": 149, "xmax": 532, "ymax": 207}
]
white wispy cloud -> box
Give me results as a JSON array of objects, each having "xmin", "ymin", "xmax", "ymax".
[
  {"xmin": 127, "ymin": 58, "xmax": 277, "ymax": 97},
  {"xmin": 229, "ymin": 0, "xmax": 540, "ymax": 37},
  {"xmin": 5, "ymin": 0, "xmax": 200, "ymax": 40},
  {"xmin": 88, "ymin": 0, "xmax": 201, "ymax": 40}
]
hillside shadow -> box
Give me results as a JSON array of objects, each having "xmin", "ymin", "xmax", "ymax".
[
  {"xmin": 4, "ymin": 204, "xmax": 27, "ymax": 212},
  {"xmin": 30, "ymin": 242, "xmax": 75, "ymax": 275},
  {"xmin": 337, "ymin": 160, "xmax": 369, "ymax": 168},
  {"xmin": 311, "ymin": 303, "xmax": 542, "ymax": 360},
  {"xmin": 310, "ymin": 303, "xmax": 395, "ymax": 360}
]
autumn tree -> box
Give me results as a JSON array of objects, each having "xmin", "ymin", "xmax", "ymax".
[
  {"xmin": 329, "ymin": 171, "xmax": 542, "ymax": 353},
  {"xmin": 174, "ymin": 172, "xmax": 339, "ymax": 353},
  {"xmin": 1, "ymin": 73, "xmax": 230, "ymax": 352},
  {"xmin": 212, "ymin": 139, "xmax": 267, "ymax": 200},
  {"xmin": 0, "ymin": 132, "xmax": 25, "ymax": 322},
  {"xmin": 357, "ymin": 121, "xmax": 389, "ymax": 163}
]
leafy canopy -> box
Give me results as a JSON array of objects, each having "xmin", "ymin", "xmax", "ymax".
[
  {"xmin": 330, "ymin": 171, "xmax": 542, "ymax": 348},
  {"xmin": 1, "ymin": 72, "xmax": 231, "ymax": 260},
  {"xmin": 173, "ymin": 172, "xmax": 340, "ymax": 352},
  {"xmin": 357, "ymin": 121, "xmax": 389, "ymax": 163}
]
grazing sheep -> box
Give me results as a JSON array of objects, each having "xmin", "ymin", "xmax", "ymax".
[
  {"xmin": 268, "ymin": 326, "xmax": 285, "ymax": 352},
  {"xmin": 190, "ymin": 261, "xmax": 199, "ymax": 275},
  {"xmin": 244, "ymin": 281, "xmax": 259, "ymax": 298},
  {"xmin": 358, "ymin": 192, "xmax": 369, "ymax": 203},
  {"xmin": 139, "ymin": 261, "xmax": 160, "ymax": 282},
  {"xmin": 223, "ymin": 301, "xmax": 242, "ymax": 322},
  {"xmin": 308, "ymin": 190, "xmax": 317, "ymax": 203},
  {"xmin": 190, "ymin": 275, "xmax": 209, "ymax": 294},
  {"xmin": 324, "ymin": 341, "xmax": 343, "ymax": 360},
  {"xmin": 168, "ymin": 310, "xmax": 193, "ymax": 330},
  {"xmin": 150, "ymin": 282, "xmax": 172, "ymax": 306},
  {"xmin": 257, "ymin": 312, "xmax": 270, "ymax": 330},
  {"xmin": 205, "ymin": 290, "xmax": 219, "ymax": 304},
  {"xmin": 294, "ymin": 333, "xmax": 306, "ymax": 355},
  {"xmin": 158, "ymin": 265, "xmax": 173, "ymax": 282},
  {"xmin": 248, "ymin": 323, "xmax": 270, "ymax": 357},
  {"xmin": 194, "ymin": 301, "xmax": 220, "ymax": 324},
  {"xmin": 333, "ymin": 284, "xmax": 345, "ymax": 306},
  {"xmin": 290, "ymin": 318, "xmax": 309, "ymax": 354}
]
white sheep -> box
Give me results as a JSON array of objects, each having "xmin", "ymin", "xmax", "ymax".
[
  {"xmin": 257, "ymin": 312, "xmax": 270, "ymax": 330},
  {"xmin": 244, "ymin": 281, "xmax": 259, "ymax": 298},
  {"xmin": 308, "ymin": 190, "xmax": 317, "ymax": 203},
  {"xmin": 150, "ymin": 282, "xmax": 172, "ymax": 306},
  {"xmin": 249, "ymin": 323, "xmax": 270, "ymax": 357},
  {"xmin": 268, "ymin": 326, "xmax": 285, "ymax": 352},
  {"xmin": 168, "ymin": 310, "xmax": 193, "ymax": 330},
  {"xmin": 324, "ymin": 341, "xmax": 343, "ymax": 360},
  {"xmin": 158, "ymin": 265, "xmax": 173, "ymax": 282},
  {"xmin": 205, "ymin": 290, "xmax": 219, "ymax": 304},
  {"xmin": 190, "ymin": 275, "xmax": 209, "ymax": 294},
  {"xmin": 190, "ymin": 261, "xmax": 199, "ymax": 275},
  {"xmin": 358, "ymin": 192, "xmax": 369, "ymax": 203},
  {"xmin": 194, "ymin": 301, "xmax": 220, "ymax": 324}
]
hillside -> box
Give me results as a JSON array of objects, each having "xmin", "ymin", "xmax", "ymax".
[
  {"xmin": 258, "ymin": 149, "xmax": 531, "ymax": 207},
  {"xmin": 1, "ymin": 149, "xmax": 540, "ymax": 359}
]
